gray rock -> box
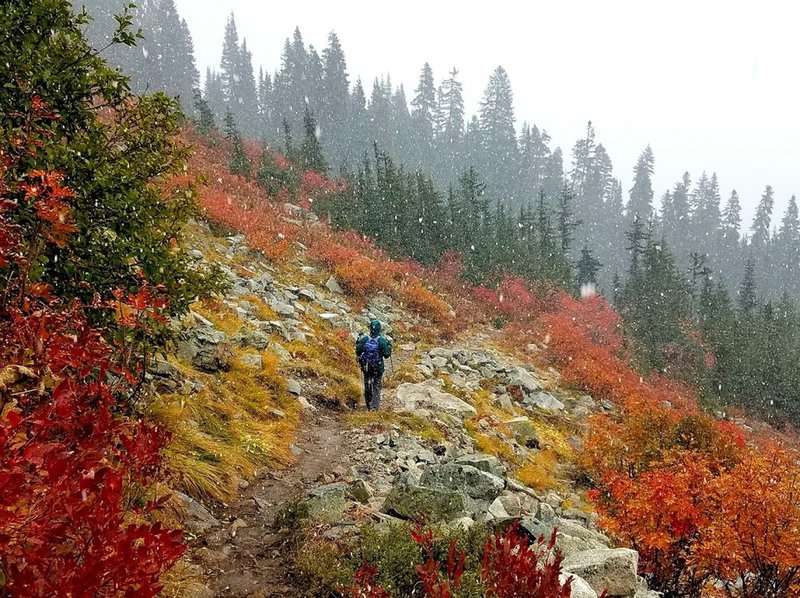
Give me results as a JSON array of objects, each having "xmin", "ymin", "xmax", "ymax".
[
  {"xmin": 298, "ymin": 288, "xmax": 316, "ymax": 301},
  {"xmin": 506, "ymin": 366, "xmax": 542, "ymax": 393},
  {"xmin": 504, "ymin": 416, "xmax": 540, "ymax": 449},
  {"xmin": 270, "ymin": 300, "xmax": 296, "ymax": 316},
  {"xmin": 306, "ymin": 483, "xmax": 349, "ymax": 521},
  {"xmin": 487, "ymin": 497, "xmax": 510, "ymax": 519},
  {"xmin": 239, "ymin": 353, "xmax": 263, "ymax": 369},
  {"xmin": 454, "ymin": 453, "xmax": 507, "ymax": 479},
  {"xmin": 525, "ymin": 391, "xmax": 565, "ymax": 413},
  {"xmin": 235, "ymin": 329, "xmax": 270, "ymax": 350},
  {"xmin": 175, "ymin": 491, "xmax": 220, "ymax": 535},
  {"xmin": 271, "ymin": 342, "xmax": 292, "ymax": 361},
  {"xmin": 394, "ymin": 381, "xmax": 477, "ymax": 419},
  {"xmin": 300, "ymin": 265, "xmax": 320, "ymax": 276},
  {"xmin": 177, "ymin": 324, "xmax": 233, "ymax": 373},
  {"xmin": 349, "ymin": 479, "xmax": 373, "ymax": 504},
  {"xmin": 561, "ymin": 549, "xmax": 639, "ymax": 597},
  {"xmin": 563, "ymin": 574, "xmax": 599, "ymax": 598},
  {"xmin": 420, "ymin": 463, "xmax": 505, "ymax": 501},
  {"xmin": 287, "ymin": 378, "xmax": 303, "ymax": 396},
  {"xmin": 382, "ymin": 485, "xmax": 467, "ymax": 522},
  {"xmin": 325, "ymin": 276, "xmax": 344, "ymax": 294},
  {"xmin": 537, "ymin": 502, "xmax": 556, "ymax": 522},
  {"xmin": 297, "ymin": 396, "xmax": 316, "ymax": 411},
  {"xmin": 494, "ymin": 393, "xmax": 515, "ymax": 412}
]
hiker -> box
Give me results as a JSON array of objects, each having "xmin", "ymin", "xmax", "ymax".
[{"xmin": 355, "ymin": 319, "xmax": 392, "ymax": 410}]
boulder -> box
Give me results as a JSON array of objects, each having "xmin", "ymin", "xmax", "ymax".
[
  {"xmin": 454, "ymin": 453, "xmax": 507, "ymax": 479},
  {"xmin": 239, "ymin": 353, "xmax": 263, "ymax": 369},
  {"xmin": 234, "ymin": 328, "xmax": 270, "ymax": 350},
  {"xmin": 175, "ymin": 491, "xmax": 220, "ymax": 535},
  {"xmin": 349, "ymin": 479, "xmax": 373, "ymax": 504},
  {"xmin": 382, "ymin": 485, "xmax": 467, "ymax": 522},
  {"xmin": 325, "ymin": 276, "xmax": 344, "ymax": 294},
  {"xmin": 177, "ymin": 324, "xmax": 233, "ymax": 373},
  {"xmin": 504, "ymin": 416, "xmax": 540, "ymax": 449},
  {"xmin": 525, "ymin": 391, "xmax": 565, "ymax": 413},
  {"xmin": 562, "ymin": 574, "xmax": 599, "ymax": 598},
  {"xmin": 506, "ymin": 366, "xmax": 542, "ymax": 393},
  {"xmin": 306, "ymin": 482, "xmax": 349, "ymax": 521},
  {"xmin": 286, "ymin": 378, "xmax": 303, "ymax": 396},
  {"xmin": 394, "ymin": 381, "xmax": 477, "ymax": 419},
  {"xmin": 420, "ymin": 463, "xmax": 505, "ymax": 501},
  {"xmin": 561, "ymin": 548, "xmax": 639, "ymax": 597}
]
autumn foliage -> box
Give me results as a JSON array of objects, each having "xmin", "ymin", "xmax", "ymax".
[{"xmin": 0, "ymin": 103, "xmax": 183, "ymax": 595}]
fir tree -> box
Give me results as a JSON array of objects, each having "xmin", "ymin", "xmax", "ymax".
[
  {"xmin": 225, "ymin": 109, "xmax": 250, "ymax": 177},
  {"xmin": 193, "ymin": 89, "xmax": 215, "ymax": 136},
  {"xmin": 627, "ymin": 145, "xmax": 655, "ymax": 222},
  {"xmin": 478, "ymin": 66, "xmax": 518, "ymax": 203},
  {"xmin": 577, "ymin": 246, "xmax": 603, "ymax": 288},
  {"xmin": 299, "ymin": 107, "xmax": 328, "ymax": 173}
]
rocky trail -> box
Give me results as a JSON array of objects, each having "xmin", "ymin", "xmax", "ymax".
[
  {"xmin": 168, "ymin": 226, "xmax": 658, "ymax": 598},
  {"xmin": 188, "ymin": 410, "xmax": 350, "ymax": 597}
]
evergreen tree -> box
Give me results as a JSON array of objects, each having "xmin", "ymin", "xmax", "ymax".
[
  {"xmin": 320, "ymin": 31, "xmax": 350, "ymax": 166},
  {"xmin": 225, "ymin": 109, "xmax": 250, "ymax": 177},
  {"xmin": 751, "ymin": 185, "xmax": 775, "ymax": 250},
  {"xmin": 739, "ymin": 257, "xmax": 758, "ymax": 313},
  {"xmin": 434, "ymin": 67, "xmax": 465, "ymax": 182},
  {"xmin": 410, "ymin": 62, "xmax": 437, "ymax": 170},
  {"xmin": 299, "ymin": 107, "xmax": 328, "ymax": 173},
  {"xmin": 193, "ymin": 89, "xmax": 215, "ymax": 136},
  {"xmin": 778, "ymin": 195, "xmax": 800, "ymax": 296},
  {"xmin": 627, "ymin": 145, "xmax": 655, "ymax": 221},
  {"xmin": 577, "ymin": 246, "xmax": 603, "ymax": 289},
  {"xmin": 478, "ymin": 66, "xmax": 519, "ymax": 203}
]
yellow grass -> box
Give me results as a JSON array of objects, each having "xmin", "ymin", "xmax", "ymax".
[{"xmin": 150, "ymin": 351, "xmax": 299, "ymax": 503}]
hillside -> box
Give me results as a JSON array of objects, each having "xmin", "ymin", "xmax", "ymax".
[
  {"xmin": 153, "ymin": 128, "xmax": 798, "ymax": 598},
  {"xmin": 2, "ymin": 5, "xmax": 800, "ymax": 597}
]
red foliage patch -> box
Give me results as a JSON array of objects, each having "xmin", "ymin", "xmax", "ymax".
[{"xmin": 0, "ymin": 100, "xmax": 184, "ymax": 596}]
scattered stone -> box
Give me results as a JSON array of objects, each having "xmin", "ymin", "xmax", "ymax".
[
  {"xmin": 325, "ymin": 276, "xmax": 344, "ymax": 294},
  {"xmin": 271, "ymin": 342, "xmax": 293, "ymax": 361},
  {"xmin": 382, "ymin": 485, "xmax": 467, "ymax": 523},
  {"xmin": 300, "ymin": 265, "xmax": 320, "ymax": 276},
  {"xmin": 487, "ymin": 498, "xmax": 510, "ymax": 519},
  {"xmin": 562, "ymin": 574, "xmax": 599, "ymax": 598},
  {"xmin": 454, "ymin": 453, "xmax": 507, "ymax": 479},
  {"xmin": 297, "ymin": 396, "xmax": 316, "ymax": 412},
  {"xmin": 504, "ymin": 416, "xmax": 540, "ymax": 449},
  {"xmin": 287, "ymin": 379, "xmax": 302, "ymax": 396},
  {"xmin": 420, "ymin": 463, "xmax": 505, "ymax": 501},
  {"xmin": 306, "ymin": 483, "xmax": 349, "ymax": 521},
  {"xmin": 177, "ymin": 324, "xmax": 233, "ymax": 373},
  {"xmin": 506, "ymin": 366, "xmax": 543, "ymax": 393},
  {"xmin": 562, "ymin": 548, "xmax": 639, "ymax": 597},
  {"xmin": 526, "ymin": 391, "xmax": 565, "ymax": 413},
  {"xmin": 537, "ymin": 502, "xmax": 556, "ymax": 522},
  {"xmin": 349, "ymin": 479, "xmax": 373, "ymax": 504},
  {"xmin": 394, "ymin": 381, "xmax": 477, "ymax": 419},
  {"xmin": 239, "ymin": 353, "xmax": 263, "ymax": 369},
  {"xmin": 175, "ymin": 491, "xmax": 220, "ymax": 535}
]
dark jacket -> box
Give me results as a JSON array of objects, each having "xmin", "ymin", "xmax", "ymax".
[{"xmin": 355, "ymin": 333, "xmax": 392, "ymax": 376}]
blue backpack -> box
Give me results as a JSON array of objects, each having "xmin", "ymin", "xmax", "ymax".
[{"xmin": 359, "ymin": 335, "xmax": 382, "ymax": 373}]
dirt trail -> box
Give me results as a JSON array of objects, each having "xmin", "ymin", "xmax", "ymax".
[
  {"xmin": 191, "ymin": 410, "xmax": 350, "ymax": 597},
  {"xmin": 189, "ymin": 344, "xmax": 419, "ymax": 597}
]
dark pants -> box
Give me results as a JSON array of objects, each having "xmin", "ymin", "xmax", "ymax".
[{"xmin": 363, "ymin": 374, "xmax": 383, "ymax": 410}]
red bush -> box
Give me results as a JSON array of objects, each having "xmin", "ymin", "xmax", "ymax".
[
  {"xmin": 481, "ymin": 524, "xmax": 574, "ymax": 598},
  {"xmin": 0, "ymin": 105, "xmax": 184, "ymax": 596}
]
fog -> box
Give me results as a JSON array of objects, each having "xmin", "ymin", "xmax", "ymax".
[{"xmin": 176, "ymin": 0, "xmax": 799, "ymax": 222}]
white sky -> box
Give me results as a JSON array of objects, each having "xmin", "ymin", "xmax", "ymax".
[{"xmin": 175, "ymin": 0, "xmax": 800, "ymax": 226}]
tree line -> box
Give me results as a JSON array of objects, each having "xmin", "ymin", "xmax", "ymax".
[{"xmin": 80, "ymin": 3, "xmax": 800, "ymax": 424}]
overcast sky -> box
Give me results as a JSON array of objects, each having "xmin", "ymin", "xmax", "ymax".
[{"xmin": 175, "ymin": 0, "xmax": 800, "ymax": 226}]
